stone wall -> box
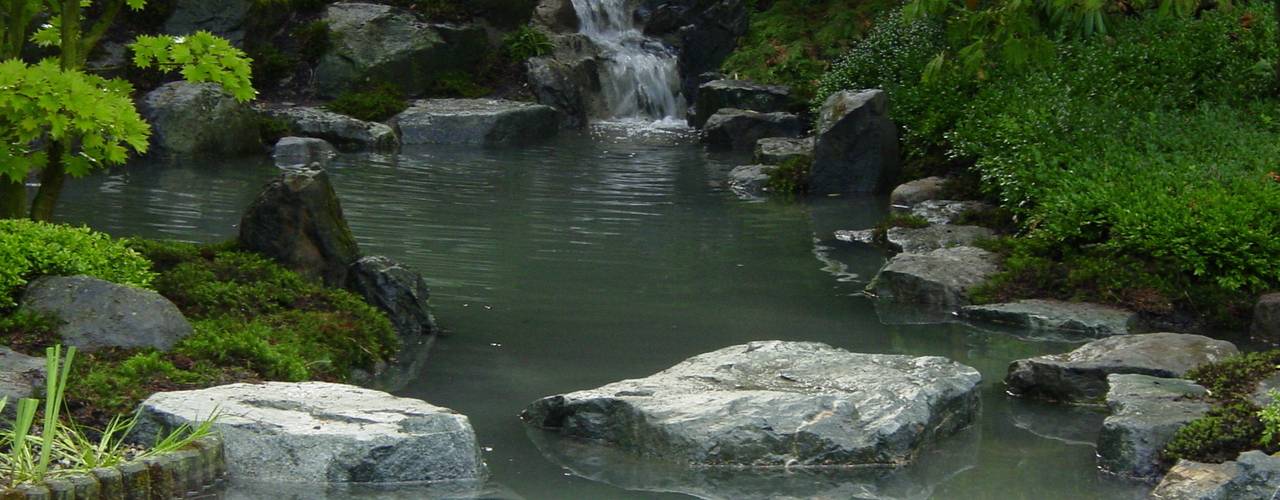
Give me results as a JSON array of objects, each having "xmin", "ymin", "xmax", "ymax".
[{"xmin": 0, "ymin": 435, "xmax": 225, "ymax": 499}]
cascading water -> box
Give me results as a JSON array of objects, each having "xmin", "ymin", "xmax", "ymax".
[{"xmin": 570, "ymin": 0, "xmax": 686, "ymax": 124}]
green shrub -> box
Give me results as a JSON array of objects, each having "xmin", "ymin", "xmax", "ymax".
[
  {"xmin": 1164, "ymin": 402, "xmax": 1272, "ymax": 464},
  {"xmin": 0, "ymin": 220, "xmax": 154, "ymax": 308},
  {"xmin": 1187, "ymin": 350, "xmax": 1280, "ymax": 401},
  {"xmin": 503, "ymin": 26, "xmax": 553, "ymax": 61},
  {"xmin": 325, "ymin": 82, "xmax": 408, "ymax": 121},
  {"xmin": 764, "ymin": 157, "xmax": 812, "ymax": 196}
]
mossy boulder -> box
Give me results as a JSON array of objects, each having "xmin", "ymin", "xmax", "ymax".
[{"xmin": 238, "ymin": 167, "xmax": 360, "ymax": 287}]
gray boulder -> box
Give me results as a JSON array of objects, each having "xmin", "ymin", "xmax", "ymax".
[
  {"xmin": 754, "ymin": 137, "xmax": 813, "ymax": 166},
  {"xmin": 164, "ymin": 0, "xmax": 251, "ymax": 45},
  {"xmin": 19, "ymin": 276, "xmax": 193, "ymax": 352},
  {"xmin": 701, "ymin": 109, "xmax": 803, "ymax": 151},
  {"xmin": 890, "ymin": 177, "xmax": 947, "ymax": 207},
  {"xmin": 959, "ymin": 299, "xmax": 1139, "ymax": 337},
  {"xmin": 0, "ymin": 346, "xmax": 45, "ymax": 413},
  {"xmin": 810, "ymin": 90, "xmax": 900, "ymax": 195},
  {"xmin": 1151, "ymin": 451, "xmax": 1280, "ymax": 500},
  {"xmin": 525, "ymin": 34, "xmax": 606, "ymax": 130},
  {"xmin": 533, "ymin": 0, "xmax": 579, "ymax": 32},
  {"xmin": 134, "ymin": 382, "xmax": 485, "ymax": 484},
  {"xmin": 315, "ymin": 3, "xmax": 488, "ymax": 97},
  {"xmin": 869, "ymin": 246, "xmax": 1000, "ymax": 310},
  {"xmin": 346, "ymin": 256, "xmax": 437, "ymax": 338},
  {"xmin": 521, "ymin": 341, "xmax": 982, "ymax": 467},
  {"xmin": 691, "ymin": 79, "xmax": 794, "ymax": 128},
  {"xmin": 1097, "ymin": 374, "xmax": 1211, "ymax": 479},
  {"xmin": 272, "ymin": 137, "xmax": 337, "ymax": 169},
  {"xmin": 239, "ymin": 167, "xmax": 361, "ymax": 287},
  {"xmin": 905, "ymin": 200, "xmax": 997, "ymax": 225},
  {"xmin": 1253, "ymin": 293, "xmax": 1280, "ymax": 343},
  {"xmin": 726, "ymin": 165, "xmax": 775, "ymax": 198},
  {"xmin": 1005, "ymin": 333, "xmax": 1238, "ymax": 403},
  {"xmin": 883, "ymin": 225, "xmax": 994, "ymax": 254},
  {"xmin": 262, "ymin": 106, "xmax": 398, "ymax": 151},
  {"xmin": 140, "ymin": 82, "xmax": 261, "ymax": 156},
  {"xmin": 392, "ymin": 99, "xmax": 560, "ymax": 146}
]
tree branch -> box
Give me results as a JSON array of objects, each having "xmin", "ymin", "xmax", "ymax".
[{"xmin": 80, "ymin": 0, "xmax": 125, "ymax": 65}]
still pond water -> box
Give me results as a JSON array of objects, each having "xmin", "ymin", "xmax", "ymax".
[{"xmin": 55, "ymin": 127, "xmax": 1150, "ymax": 499}]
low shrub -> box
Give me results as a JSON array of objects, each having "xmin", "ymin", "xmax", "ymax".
[
  {"xmin": 503, "ymin": 26, "xmax": 553, "ymax": 61},
  {"xmin": 764, "ymin": 157, "xmax": 812, "ymax": 196},
  {"xmin": 1163, "ymin": 402, "xmax": 1271, "ymax": 464},
  {"xmin": 325, "ymin": 82, "xmax": 408, "ymax": 122},
  {"xmin": 0, "ymin": 220, "xmax": 154, "ymax": 308},
  {"xmin": 1186, "ymin": 350, "xmax": 1280, "ymax": 401}
]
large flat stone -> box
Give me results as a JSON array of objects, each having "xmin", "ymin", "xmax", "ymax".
[
  {"xmin": 869, "ymin": 246, "xmax": 1000, "ymax": 310},
  {"xmin": 1098, "ymin": 374, "xmax": 1211, "ymax": 480},
  {"xmin": 262, "ymin": 106, "xmax": 398, "ymax": 151},
  {"xmin": 701, "ymin": 109, "xmax": 803, "ymax": 151},
  {"xmin": 392, "ymin": 99, "xmax": 560, "ymax": 146},
  {"xmin": 1152, "ymin": 451, "xmax": 1280, "ymax": 499},
  {"xmin": 20, "ymin": 276, "xmax": 193, "ymax": 352},
  {"xmin": 959, "ymin": 299, "xmax": 1139, "ymax": 337}
]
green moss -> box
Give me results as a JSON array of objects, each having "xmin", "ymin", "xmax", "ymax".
[
  {"xmin": 325, "ymin": 82, "xmax": 408, "ymax": 122},
  {"xmin": 295, "ymin": 20, "xmax": 332, "ymax": 64},
  {"xmin": 429, "ymin": 71, "xmax": 492, "ymax": 98}
]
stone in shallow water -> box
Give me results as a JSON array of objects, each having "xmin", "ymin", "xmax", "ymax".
[
  {"xmin": 726, "ymin": 164, "xmax": 776, "ymax": 198},
  {"xmin": 692, "ymin": 79, "xmax": 795, "ymax": 128},
  {"xmin": 392, "ymin": 99, "xmax": 560, "ymax": 146},
  {"xmin": 883, "ymin": 225, "xmax": 994, "ymax": 254},
  {"xmin": 902, "ymin": 200, "xmax": 996, "ymax": 225},
  {"xmin": 134, "ymin": 382, "xmax": 486, "ymax": 484},
  {"xmin": 869, "ymin": 246, "xmax": 1000, "ymax": 310},
  {"xmin": 811, "ymin": 90, "xmax": 900, "ymax": 195},
  {"xmin": 1151, "ymin": 451, "xmax": 1280, "ymax": 499},
  {"xmin": 1004, "ymin": 333, "xmax": 1238, "ymax": 404},
  {"xmin": 262, "ymin": 106, "xmax": 398, "ymax": 151},
  {"xmin": 959, "ymin": 299, "xmax": 1139, "ymax": 337},
  {"xmin": 1097, "ymin": 374, "xmax": 1211, "ymax": 480},
  {"xmin": 754, "ymin": 137, "xmax": 813, "ymax": 166},
  {"xmin": 521, "ymin": 340, "xmax": 982, "ymax": 467},
  {"xmin": 701, "ymin": 109, "xmax": 804, "ymax": 151},
  {"xmin": 239, "ymin": 167, "xmax": 361, "ymax": 287},
  {"xmin": 20, "ymin": 275, "xmax": 193, "ymax": 352},
  {"xmin": 346, "ymin": 255, "xmax": 437, "ymax": 338},
  {"xmin": 273, "ymin": 137, "xmax": 337, "ymax": 168},
  {"xmin": 140, "ymin": 82, "xmax": 262, "ymax": 156}
]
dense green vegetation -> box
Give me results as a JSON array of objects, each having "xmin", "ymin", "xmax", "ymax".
[
  {"xmin": 326, "ymin": 82, "xmax": 410, "ymax": 122},
  {"xmin": 0, "ymin": 220, "xmax": 154, "ymax": 308},
  {"xmin": 1163, "ymin": 351, "xmax": 1280, "ymax": 463}
]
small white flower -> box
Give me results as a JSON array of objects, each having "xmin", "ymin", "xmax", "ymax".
[{"xmin": 174, "ymin": 36, "xmax": 187, "ymax": 44}]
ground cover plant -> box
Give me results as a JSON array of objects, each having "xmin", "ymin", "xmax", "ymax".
[{"xmin": 1163, "ymin": 351, "xmax": 1280, "ymax": 464}]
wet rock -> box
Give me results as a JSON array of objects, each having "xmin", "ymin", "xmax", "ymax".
[
  {"xmin": 869, "ymin": 246, "xmax": 999, "ymax": 310},
  {"xmin": 140, "ymin": 82, "xmax": 261, "ymax": 156},
  {"xmin": 239, "ymin": 167, "xmax": 361, "ymax": 287},
  {"xmin": 315, "ymin": 3, "xmax": 488, "ymax": 97},
  {"xmin": 392, "ymin": 99, "xmax": 560, "ymax": 146},
  {"xmin": 273, "ymin": 137, "xmax": 337, "ymax": 169},
  {"xmin": 346, "ymin": 256, "xmax": 437, "ymax": 338},
  {"xmin": 1005, "ymin": 333, "xmax": 1238, "ymax": 404},
  {"xmin": 1253, "ymin": 293, "xmax": 1280, "ymax": 343},
  {"xmin": 905, "ymin": 200, "xmax": 996, "ymax": 225},
  {"xmin": 521, "ymin": 340, "xmax": 982, "ymax": 467},
  {"xmin": 533, "ymin": 0, "xmax": 579, "ymax": 32},
  {"xmin": 754, "ymin": 137, "xmax": 813, "ymax": 166},
  {"xmin": 1098, "ymin": 374, "xmax": 1211, "ymax": 480},
  {"xmin": 134, "ymin": 382, "xmax": 485, "ymax": 483},
  {"xmin": 726, "ymin": 165, "xmax": 776, "ymax": 198},
  {"xmin": 1007, "ymin": 398, "xmax": 1107, "ymax": 447},
  {"xmin": 0, "ymin": 346, "xmax": 45, "ymax": 415},
  {"xmin": 810, "ymin": 90, "xmax": 900, "ymax": 195},
  {"xmin": 890, "ymin": 177, "xmax": 947, "ymax": 207},
  {"xmin": 702, "ymin": 109, "xmax": 803, "ymax": 151},
  {"xmin": 691, "ymin": 79, "xmax": 794, "ymax": 128},
  {"xmin": 835, "ymin": 229, "xmax": 876, "ymax": 245},
  {"xmin": 668, "ymin": 0, "xmax": 750, "ymax": 102},
  {"xmin": 164, "ymin": 0, "xmax": 251, "ymax": 45},
  {"xmin": 959, "ymin": 299, "xmax": 1139, "ymax": 337},
  {"xmin": 525, "ymin": 34, "xmax": 605, "ymax": 130},
  {"xmin": 262, "ymin": 106, "xmax": 398, "ymax": 151},
  {"xmin": 1151, "ymin": 451, "xmax": 1280, "ymax": 499},
  {"xmin": 19, "ymin": 276, "xmax": 193, "ymax": 352},
  {"xmin": 883, "ymin": 225, "xmax": 994, "ymax": 254}
]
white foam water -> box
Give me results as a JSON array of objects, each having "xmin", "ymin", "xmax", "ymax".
[{"xmin": 570, "ymin": 0, "xmax": 686, "ymax": 124}]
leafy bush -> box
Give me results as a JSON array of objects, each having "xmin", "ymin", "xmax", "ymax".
[
  {"xmin": 325, "ymin": 82, "xmax": 408, "ymax": 122},
  {"xmin": 1187, "ymin": 350, "xmax": 1280, "ymax": 401},
  {"xmin": 1164, "ymin": 402, "xmax": 1271, "ymax": 464},
  {"xmin": 765, "ymin": 157, "xmax": 812, "ymax": 196},
  {"xmin": 0, "ymin": 220, "xmax": 154, "ymax": 308},
  {"xmin": 503, "ymin": 26, "xmax": 553, "ymax": 61}
]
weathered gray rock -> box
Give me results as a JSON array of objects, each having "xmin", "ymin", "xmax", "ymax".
[
  {"xmin": 315, "ymin": 3, "xmax": 488, "ymax": 97},
  {"xmin": 525, "ymin": 34, "xmax": 605, "ymax": 130},
  {"xmin": 1098, "ymin": 374, "xmax": 1211, "ymax": 480},
  {"xmin": 810, "ymin": 90, "xmax": 900, "ymax": 195},
  {"xmin": 890, "ymin": 177, "xmax": 947, "ymax": 207},
  {"xmin": 392, "ymin": 99, "xmax": 560, "ymax": 146},
  {"xmin": 272, "ymin": 137, "xmax": 337, "ymax": 169},
  {"xmin": 1151, "ymin": 451, "xmax": 1280, "ymax": 499},
  {"xmin": 906, "ymin": 200, "xmax": 997, "ymax": 225},
  {"xmin": 869, "ymin": 246, "xmax": 999, "ymax": 310},
  {"xmin": 346, "ymin": 256, "xmax": 436, "ymax": 338},
  {"xmin": 702, "ymin": 109, "xmax": 803, "ymax": 151},
  {"xmin": 140, "ymin": 82, "xmax": 261, "ymax": 156},
  {"xmin": 959, "ymin": 299, "xmax": 1139, "ymax": 337},
  {"xmin": 0, "ymin": 346, "xmax": 45, "ymax": 413},
  {"xmin": 19, "ymin": 276, "xmax": 193, "ymax": 352},
  {"xmin": 1253, "ymin": 293, "xmax": 1280, "ymax": 343},
  {"xmin": 835, "ymin": 229, "xmax": 876, "ymax": 245},
  {"xmin": 262, "ymin": 106, "xmax": 398, "ymax": 151},
  {"xmin": 883, "ymin": 225, "xmax": 994, "ymax": 254},
  {"xmin": 164, "ymin": 0, "xmax": 251, "ymax": 45},
  {"xmin": 754, "ymin": 137, "xmax": 813, "ymax": 166},
  {"xmin": 659, "ymin": 0, "xmax": 750, "ymax": 103},
  {"xmin": 533, "ymin": 0, "xmax": 579, "ymax": 32},
  {"xmin": 134, "ymin": 382, "xmax": 485, "ymax": 484},
  {"xmin": 1005, "ymin": 333, "xmax": 1238, "ymax": 403},
  {"xmin": 692, "ymin": 79, "xmax": 794, "ymax": 128},
  {"xmin": 1250, "ymin": 372, "xmax": 1280, "ymax": 408},
  {"xmin": 726, "ymin": 165, "xmax": 776, "ymax": 198},
  {"xmin": 239, "ymin": 167, "xmax": 361, "ymax": 287},
  {"xmin": 521, "ymin": 340, "xmax": 982, "ymax": 467}
]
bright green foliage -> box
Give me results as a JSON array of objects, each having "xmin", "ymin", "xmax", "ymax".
[
  {"xmin": 325, "ymin": 82, "xmax": 408, "ymax": 121},
  {"xmin": 1187, "ymin": 350, "xmax": 1280, "ymax": 400},
  {"xmin": 130, "ymin": 32, "xmax": 256, "ymax": 101},
  {"xmin": 503, "ymin": 26, "xmax": 553, "ymax": 61},
  {"xmin": 1259, "ymin": 391, "xmax": 1280, "ymax": 446},
  {"xmin": 0, "ymin": 220, "xmax": 155, "ymax": 308},
  {"xmin": 0, "ymin": 60, "xmax": 151, "ymax": 183}
]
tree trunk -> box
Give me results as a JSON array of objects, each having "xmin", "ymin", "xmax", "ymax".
[
  {"xmin": 29, "ymin": 144, "xmax": 67, "ymax": 222},
  {"xmin": 0, "ymin": 178, "xmax": 26, "ymax": 219}
]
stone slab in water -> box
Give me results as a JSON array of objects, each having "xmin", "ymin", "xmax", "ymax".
[
  {"xmin": 1152, "ymin": 451, "xmax": 1280, "ymax": 499},
  {"xmin": 273, "ymin": 137, "xmax": 337, "ymax": 169},
  {"xmin": 1098, "ymin": 374, "xmax": 1211, "ymax": 480},
  {"xmin": 692, "ymin": 79, "xmax": 794, "ymax": 128},
  {"xmin": 1004, "ymin": 332, "xmax": 1238, "ymax": 404},
  {"xmin": 134, "ymin": 382, "xmax": 485, "ymax": 484},
  {"xmin": 521, "ymin": 340, "xmax": 982, "ymax": 467},
  {"xmin": 392, "ymin": 99, "xmax": 560, "ymax": 146},
  {"xmin": 727, "ymin": 164, "xmax": 776, "ymax": 198},
  {"xmin": 902, "ymin": 200, "xmax": 996, "ymax": 225},
  {"xmin": 701, "ymin": 109, "xmax": 803, "ymax": 151},
  {"xmin": 883, "ymin": 225, "xmax": 994, "ymax": 254},
  {"xmin": 1253, "ymin": 293, "xmax": 1280, "ymax": 343},
  {"xmin": 754, "ymin": 137, "xmax": 814, "ymax": 166},
  {"xmin": 262, "ymin": 106, "xmax": 398, "ymax": 151},
  {"xmin": 811, "ymin": 90, "xmax": 900, "ymax": 195},
  {"xmin": 869, "ymin": 246, "xmax": 999, "ymax": 310},
  {"xmin": 20, "ymin": 275, "xmax": 193, "ymax": 352},
  {"xmin": 890, "ymin": 177, "xmax": 947, "ymax": 207},
  {"xmin": 959, "ymin": 299, "xmax": 1139, "ymax": 337}
]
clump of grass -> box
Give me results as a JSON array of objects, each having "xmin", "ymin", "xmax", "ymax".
[
  {"xmin": 764, "ymin": 157, "xmax": 812, "ymax": 196},
  {"xmin": 503, "ymin": 26, "xmax": 553, "ymax": 61},
  {"xmin": 325, "ymin": 82, "xmax": 408, "ymax": 122}
]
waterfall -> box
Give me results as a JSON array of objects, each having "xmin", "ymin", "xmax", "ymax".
[{"xmin": 570, "ymin": 0, "xmax": 685, "ymax": 124}]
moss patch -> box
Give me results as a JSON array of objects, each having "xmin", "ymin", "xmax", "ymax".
[{"xmin": 1160, "ymin": 350, "xmax": 1280, "ymax": 465}]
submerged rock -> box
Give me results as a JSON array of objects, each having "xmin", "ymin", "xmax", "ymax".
[
  {"xmin": 19, "ymin": 276, "xmax": 193, "ymax": 352},
  {"xmin": 263, "ymin": 106, "xmax": 398, "ymax": 151},
  {"xmin": 810, "ymin": 90, "xmax": 900, "ymax": 195},
  {"xmin": 883, "ymin": 225, "xmax": 994, "ymax": 254},
  {"xmin": 692, "ymin": 79, "xmax": 794, "ymax": 128},
  {"xmin": 905, "ymin": 200, "xmax": 996, "ymax": 225},
  {"xmin": 835, "ymin": 229, "xmax": 876, "ymax": 245},
  {"xmin": 521, "ymin": 341, "xmax": 982, "ymax": 467},
  {"xmin": 959, "ymin": 299, "xmax": 1139, "ymax": 337},
  {"xmin": 869, "ymin": 246, "xmax": 1000, "ymax": 310},
  {"xmin": 1151, "ymin": 451, "xmax": 1280, "ymax": 499},
  {"xmin": 702, "ymin": 109, "xmax": 803, "ymax": 151},
  {"xmin": 1005, "ymin": 333, "xmax": 1238, "ymax": 404},
  {"xmin": 273, "ymin": 137, "xmax": 337, "ymax": 169},
  {"xmin": 140, "ymin": 82, "xmax": 261, "ymax": 156},
  {"xmin": 754, "ymin": 137, "xmax": 814, "ymax": 166},
  {"xmin": 726, "ymin": 165, "xmax": 776, "ymax": 198},
  {"xmin": 134, "ymin": 382, "xmax": 485, "ymax": 484},
  {"xmin": 1098, "ymin": 374, "xmax": 1211, "ymax": 480},
  {"xmin": 1253, "ymin": 293, "xmax": 1280, "ymax": 343},
  {"xmin": 392, "ymin": 99, "xmax": 560, "ymax": 146},
  {"xmin": 239, "ymin": 167, "xmax": 361, "ymax": 287},
  {"xmin": 890, "ymin": 177, "xmax": 947, "ymax": 207},
  {"xmin": 346, "ymin": 256, "xmax": 437, "ymax": 338},
  {"xmin": 164, "ymin": 0, "xmax": 251, "ymax": 45},
  {"xmin": 0, "ymin": 347, "xmax": 45, "ymax": 414}
]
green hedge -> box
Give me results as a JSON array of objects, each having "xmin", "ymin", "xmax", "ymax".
[{"xmin": 0, "ymin": 220, "xmax": 154, "ymax": 308}]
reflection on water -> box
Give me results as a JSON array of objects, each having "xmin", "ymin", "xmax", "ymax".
[{"xmin": 55, "ymin": 131, "xmax": 1150, "ymax": 499}]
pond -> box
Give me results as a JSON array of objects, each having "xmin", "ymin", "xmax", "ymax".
[{"xmin": 54, "ymin": 127, "xmax": 1149, "ymax": 499}]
